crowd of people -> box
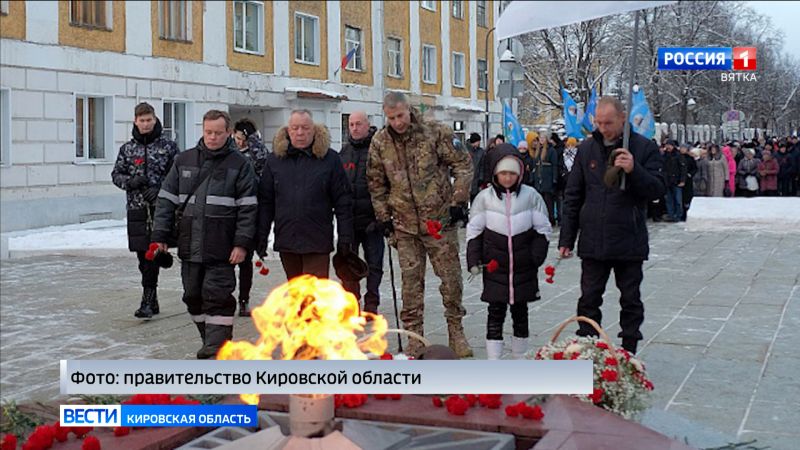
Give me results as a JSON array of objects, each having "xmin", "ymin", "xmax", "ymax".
[{"xmin": 111, "ymin": 95, "xmax": 798, "ymax": 361}]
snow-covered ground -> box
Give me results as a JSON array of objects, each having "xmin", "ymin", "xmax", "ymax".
[
  {"xmin": 7, "ymin": 219, "xmax": 128, "ymax": 252},
  {"xmin": 686, "ymin": 197, "xmax": 800, "ymax": 232}
]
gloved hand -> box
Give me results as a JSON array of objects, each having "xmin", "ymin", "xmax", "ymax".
[
  {"xmin": 143, "ymin": 186, "xmax": 160, "ymax": 203},
  {"xmin": 469, "ymin": 266, "xmax": 482, "ymax": 276},
  {"xmin": 380, "ymin": 220, "xmax": 394, "ymax": 238},
  {"xmin": 256, "ymin": 248, "xmax": 268, "ymax": 260},
  {"xmin": 449, "ymin": 205, "xmax": 468, "ymax": 225},
  {"xmin": 337, "ymin": 241, "xmax": 353, "ymax": 255},
  {"xmin": 127, "ymin": 175, "xmax": 148, "ymax": 191},
  {"xmin": 365, "ymin": 221, "xmax": 384, "ymax": 235}
]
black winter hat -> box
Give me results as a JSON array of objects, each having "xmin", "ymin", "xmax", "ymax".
[
  {"xmin": 333, "ymin": 250, "xmax": 368, "ymax": 282},
  {"xmin": 468, "ymin": 132, "xmax": 481, "ymax": 143}
]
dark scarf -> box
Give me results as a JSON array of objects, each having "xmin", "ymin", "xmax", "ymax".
[{"xmin": 132, "ymin": 119, "xmax": 164, "ymax": 146}]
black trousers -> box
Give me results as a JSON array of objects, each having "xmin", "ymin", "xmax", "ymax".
[
  {"xmin": 541, "ymin": 191, "xmax": 556, "ymax": 226},
  {"xmin": 237, "ymin": 250, "xmax": 254, "ymax": 301},
  {"xmin": 181, "ymin": 261, "xmax": 236, "ymax": 325},
  {"xmin": 487, "ymin": 302, "xmax": 529, "ymax": 340},
  {"xmin": 280, "ymin": 252, "xmax": 330, "ymax": 280},
  {"xmin": 136, "ymin": 251, "xmax": 160, "ymax": 288},
  {"xmin": 341, "ymin": 228, "xmax": 385, "ymax": 308},
  {"xmin": 577, "ymin": 258, "xmax": 644, "ymax": 341}
]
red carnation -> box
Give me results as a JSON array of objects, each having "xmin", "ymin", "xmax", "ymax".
[
  {"xmin": 544, "ymin": 265, "xmax": 555, "ymax": 276},
  {"xmin": 374, "ymin": 394, "xmax": 388, "ymax": 400},
  {"xmin": 379, "ymin": 353, "xmax": 394, "ymax": 360},
  {"xmin": 504, "ymin": 404, "xmax": 520, "ymax": 417},
  {"xmin": 601, "ymin": 369, "xmax": 618, "ymax": 382},
  {"xmin": 432, "ymin": 396, "xmax": 443, "ymax": 407},
  {"xmin": 545, "ymin": 276, "xmax": 554, "ymax": 284},
  {"xmin": 444, "ymin": 395, "xmax": 469, "ymax": 415},
  {"xmin": 53, "ymin": 421, "xmax": 71, "ymax": 442},
  {"xmin": 553, "ymin": 352, "xmax": 564, "ymax": 360},
  {"xmin": 71, "ymin": 426, "xmax": 93, "ymax": 438},
  {"xmin": 254, "ymin": 260, "xmax": 262, "ymax": 267},
  {"xmin": 148, "ymin": 243, "xmax": 159, "ymax": 252},
  {"xmin": 644, "ymin": 379, "xmax": 654, "ymax": 391},
  {"xmin": 529, "ymin": 404, "xmax": 545, "ymax": 421},
  {"xmin": 426, "ymin": 220, "xmax": 443, "ymax": 240},
  {"xmin": 134, "ymin": 158, "xmax": 144, "ymax": 166},
  {"xmin": 478, "ymin": 394, "xmax": 502, "ymax": 409},
  {"xmin": 1, "ymin": 434, "xmax": 17, "ymax": 450},
  {"xmin": 113, "ymin": 426, "xmax": 131, "ymax": 437},
  {"xmin": 27, "ymin": 425, "xmax": 54, "ymax": 449},
  {"xmin": 144, "ymin": 250, "xmax": 156, "ymax": 261},
  {"xmin": 389, "ymin": 394, "xmax": 402, "ymax": 400},
  {"xmin": 590, "ymin": 388, "xmax": 604, "ymax": 404},
  {"xmin": 596, "ymin": 342, "xmax": 609, "ymax": 350},
  {"xmin": 81, "ymin": 435, "xmax": 101, "ymax": 450},
  {"xmin": 259, "ymin": 267, "xmax": 269, "ymax": 276},
  {"xmin": 604, "ymin": 356, "xmax": 618, "ymax": 366},
  {"xmin": 463, "ymin": 394, "xmax": 478, "ymax": 407},
  {"xmin": 486, "ymin": 259, "xmax": 499, "ymax": 273}
]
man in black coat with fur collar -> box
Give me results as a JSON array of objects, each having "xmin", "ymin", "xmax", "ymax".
[
  {"xmin": 256, "ymin": 110, "xmax": 354, "ymax": 280},
  {"xmin": 558, "ymin": 97, "xmax": 665, "ymax": 354}
]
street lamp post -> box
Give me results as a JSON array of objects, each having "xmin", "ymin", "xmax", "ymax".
[{"xmin": 484, "ymin": 27, "xmax": 495, "ymax": 146}]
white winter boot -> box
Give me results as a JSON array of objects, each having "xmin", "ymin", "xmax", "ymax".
[
  {"xmin": 486, "ymin": 339, "xmax": 504, "ymax": 360},
  {"xmin": 511, "ymin": 336, "xmax": 529, "ymax": 359}
]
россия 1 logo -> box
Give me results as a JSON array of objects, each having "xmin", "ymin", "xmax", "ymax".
[{"xmin": 658, "ymin": 47, "xmax": 757, "ymax": 82}]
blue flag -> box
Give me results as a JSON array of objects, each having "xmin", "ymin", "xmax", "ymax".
[
  {"xmin": 562, "ymin": 89, "xmax": 583, "ymax": 138},
  {"xmin": 502, "ymin": 101, "xmax": 525, "ymax": 147},
  {"xmin": 629, "ymin": 88, "xmax": 655, "ymax": 139},
  {"xmin": 581, "ymin": 87, "xmax": 597, "ymax": 136}
]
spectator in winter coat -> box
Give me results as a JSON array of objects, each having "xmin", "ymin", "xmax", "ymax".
[
  {"xmin": 722, "ymin": 146, "xmax": 737, "ymax": 196},
  {"xmin": 531, "ymin": 134, "xmax": 560, "ymax": 225},
  {"xmin": 680, "ymin": 144, "xmax": 697, "ymax": 221},
  {"xmin": 758, "ymin": 150, "xmax": 779, "ymax": 196},
  {"xmin": 775, "ymin": 143, "xmax": 797, "ymax": 196},
  {"xmin": 339, "ymin": 112, "xmax": 383, "ymax": 314},
  {"xmin": 367, "ymin": 91, "xmax": 474, "ymax": 358},
  {"xmin": 662, "ymin": 140, "xmax": 687, "ymax": 222},
  {"xmin": 232, "ymin": 118, "xmax": 270, "ymax": 317},
  {"xmin": 516, "ymin": 140, "xmax": 535, "ymax": 187},
  {"xmin": 558, "ymin": 97, "xmax": 665, "ymax": 354},
  {"xmin": 256, "ymin": 110, "xmax": 354, "ymax": 280},
  {"xmin": 152, "ymin": 110, "xmax": 258, "ymax": 359},
  {"xmin": 467, "ymin": 145, "xmax": 551, "ymax": 360},
  {"xmin": 111, "ymin": 102, "xmax": 179, "ymax": 319},
  {"xmin": 692, "ymin": 148, "xmax": 709, "ymax": 197},
  {"xmin": 736, "ymin": 149, "xmax": 760, "ymax": 197},
  {"xmin": 467, "ymin": 132, "xmax": 486, "ymax": 201},
  {"xmin": 707, "ymin": 145, "xmax": 729, "ymax": 197}
]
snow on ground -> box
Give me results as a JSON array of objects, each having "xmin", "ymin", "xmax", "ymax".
[
  {"xmin": 8, "ymin": 220, "xmax": 128, "ymax": 251},
  {"xmin": 686, "ymin": 197, "xmax": 800, "ymax": 232}
]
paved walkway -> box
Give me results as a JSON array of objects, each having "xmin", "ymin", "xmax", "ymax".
[{"xmin": 1, "ymin": 224, "xmax": 797, "ymax": 449}]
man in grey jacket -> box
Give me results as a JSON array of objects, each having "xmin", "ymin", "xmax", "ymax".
[{"xmin": 153, "ymin": 110, "xmax": 258, "ymax": 359}]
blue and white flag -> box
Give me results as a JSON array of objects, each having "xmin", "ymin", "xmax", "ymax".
[
  {"xmin": 629, "ymin": 88, "xmax": 656, "ymax": 139},
  {"xmin": 562, "ymin": 88, "xmax": 583, "ymax": 138},
  {"xmin": 502, "ymin": 101, "xmax": 525, "ymax": 147},
  {"xmin": 580, "ymin": 87, "xmax": 597, "ymax": 136}
]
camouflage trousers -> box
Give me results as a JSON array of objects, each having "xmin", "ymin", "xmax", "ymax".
[{"xmin": 394, "ymin": 228, "xmax": 466, "ymax": 335}]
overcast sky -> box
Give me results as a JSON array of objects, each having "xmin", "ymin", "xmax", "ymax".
[{"xmin": 747, "ymin": 1, "xmax": 800, "ymax": 59}]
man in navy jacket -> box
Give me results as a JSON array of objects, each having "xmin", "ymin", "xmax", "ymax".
[{"xmin": 558, "ymin": 97, "xmax": 665, "ymax": 354}]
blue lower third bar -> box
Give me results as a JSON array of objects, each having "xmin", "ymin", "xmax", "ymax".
[{"xmin": 121, "ymin": 405, "xmax": 258, "ymax": 427}]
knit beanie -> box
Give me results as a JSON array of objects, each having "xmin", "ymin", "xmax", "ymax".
[{"xmin": 495, "ymin": 156, "xmax": 521, "ymax": 175}]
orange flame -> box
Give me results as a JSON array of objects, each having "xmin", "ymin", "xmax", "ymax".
[{"xmin": 216, "ymin": 275, "xmax": 389, "ymax": 405}]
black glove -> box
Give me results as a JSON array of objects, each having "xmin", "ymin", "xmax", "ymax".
[
  {"xmin": 143, "ymin": 186, "xmax": 160, "ymax": 203},
  {"xmin": 127, "ymin": 175, "xmax": 148, "ymax": 191},
  {"xmin": 381, "ymin": 220, "xmax": 394, "ymax": 238},
  {"xmin": 365, "ymin": 221, "xmax": 384, "ymax": 235},
  {"xmin": 337, "ymin": 241, "xmax": 353, "ymax": 255},
  {"xmin": 449, "ymin": 205, "xmax": 468, "ymax": 225}
]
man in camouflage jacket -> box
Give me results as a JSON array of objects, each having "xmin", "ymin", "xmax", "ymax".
[
  {"xmin": 367, "ymin": 92, "xmax": 474, "ymax": 358},
  {"xmin": 111, "ymin": 102, "xmax": 179, "ymax": 319}
]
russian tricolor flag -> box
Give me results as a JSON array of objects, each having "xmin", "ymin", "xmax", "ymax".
[{"xmin": 335, "ymin": 45, "xmax": 359, "ymax": 75}]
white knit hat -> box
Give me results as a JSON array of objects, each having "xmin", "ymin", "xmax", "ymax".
[{"xmin": 494, "ymin": 156, "xmax": 521, "ymax": 175}]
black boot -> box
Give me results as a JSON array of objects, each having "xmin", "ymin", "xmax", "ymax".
[
  {"xmin": 622, "ymin": 338, "xmax": 639, "ymax": 355},
  {"xmin": 195, "ymin": 322, "xmax": 206, "ymax": 341},
  {"xmin": 197, "ymin": 324, "xmax": 233, "ymax": 360},
  {"xmin": 238, "ymin": 298, "xmax": 251, "ymax": 317},
  {"xmin": 134, "ymin": 287, "xmax": 156, "ymax": 319},
  {"xmin": 150, "ymin": 289, "xmax": 160, "ymax": 315}
]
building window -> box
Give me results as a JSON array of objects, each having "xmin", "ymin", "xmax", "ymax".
[
  {"xmin": 163, "ymin": 101, "xmax": 188, "ymax": 150},
  {"xmin": 478, "ymin": 59, "xmax": 488, "ymax": 91},
  {"xmin": 69, "ymin": 1, "xmax": 112, "ymax": 30},
  {"xmin": 0, "ymin": 88, "xmax": 10, "ymax": 165},
  {"xmin": 477, "ymin": 0, "xmax": 487, "ymax": 27},
  {"xmin": 294, "ymin": 12, "xmax": 320, "ymax": 65},
  {"xmin": 344, "ymin": 26, "xmax": 363, "ymax": 71},
  {"xmin": 452, "ymin": 52, "xmax": 465, "ymax": 88},
  {"xmin": 422, "ymin": 45, "xmax": 437, "ymax": 84},
  {"xmin": 387, "ymin": 37, "xmax": 403, "ymax": 78},
  {"xmin": 452, "ymin": 0, "xmax": 463, "ymax": 19},
  {"xmin": 1, "ymin": 0, "xmax": 9, "ymax": 15},
  {"xmin": 421, "ymin": 1, "xmax": 436, "ymax": 12},
  {"xmin": 159, "ymin": 0, "xmax": 192, "ymax": 42},
  {"xmin": 233, "ymin": 0, "xmax": 264, "ymax": 54},
  {"xmin": 75, "ymin": 95, "xmax": 110, "ymax": 161}
]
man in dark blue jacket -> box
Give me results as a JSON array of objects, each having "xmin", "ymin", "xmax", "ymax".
[
  {"xmin": 558, "ymin": 97, "xmax": 665, "ymax": 354},
  {"xmin": 256, "ymin": 110, "xmax": 354, "ymax": 280}
]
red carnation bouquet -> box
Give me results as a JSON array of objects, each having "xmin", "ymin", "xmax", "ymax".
[
  {"xmin": 254, "ymin": 258, "xmax": 269, "ymax": 276},
  {"xmin": 426, "ymin": 219, "xmax": 443, "ymax": 240},
  {"xmin": 543, "ymin": 257, "xmax": 563, "ymax": 284}
]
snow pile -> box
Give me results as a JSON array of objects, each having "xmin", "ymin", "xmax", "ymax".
[
  {"xmin": 686, "ymin": 197, "xmax": 800, "ymax": 232},
  {"xmin": 8, "ymin": 220, "xmax": 128, "ymax": 251}
]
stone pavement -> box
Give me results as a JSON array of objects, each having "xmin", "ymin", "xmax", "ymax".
[{"xmin": 1, "ymin": 223, "xmax": 798, "ymax": 449}]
